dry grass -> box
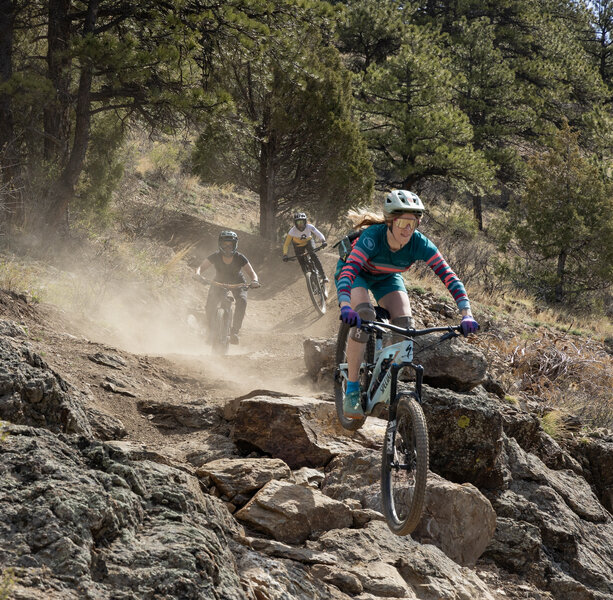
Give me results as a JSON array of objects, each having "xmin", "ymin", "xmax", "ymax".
[{"xmin": 479, "ymin": 330, "xmax": 613, "ymax": 428}]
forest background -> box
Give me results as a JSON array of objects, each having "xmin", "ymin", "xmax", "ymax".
[{"xmin": 0, "ymin": 0, "xmax": 612, "ymax": 316}]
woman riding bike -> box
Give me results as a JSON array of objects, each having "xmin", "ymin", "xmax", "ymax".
[
  {"xmin": 282, "ymin": 212, "xmax": 329, "ymax": 283},
  {"xmin": 196, "ymin": 230, "xmax": 260, "ymax": 344},
  {"xmin": 335, "ymin": 190, "xmax": 479, "ymax": 418}
]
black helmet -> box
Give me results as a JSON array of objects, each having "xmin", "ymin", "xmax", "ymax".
[
  {"xmin": 293, "ymin": 212, "xmax": 307, "ymax": 231},
  {"xmin": 219, "ymin": 230, "xmax": 238, "ymax": 256}
]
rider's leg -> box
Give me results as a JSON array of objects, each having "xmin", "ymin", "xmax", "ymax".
[
  {"xmin": 293, "ymin": 243, "xmax": 308, "ymax": 274},
  {"xmin": 230, "ymin": 288, "xmax": 248, "ymax": 335},
  {"xmin": 346, "ymin": 287, "xmax": 375, "ymax": 381},
  {"xmin": 378, "ymin": 290, "xmax": 413, "ymax": 344},
  {"xmin": 307, "ymin": 240, "xmax": 328, "ymax": 282}
]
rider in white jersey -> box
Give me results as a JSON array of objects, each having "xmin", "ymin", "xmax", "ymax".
[{"xmin": 282, "ymin": 212, "xmax": 328, "ymax": 282}]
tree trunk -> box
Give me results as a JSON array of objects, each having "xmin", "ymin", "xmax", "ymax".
[
  {"xmin": 0, "ymin": 0, "xmax": 14, "ymax": 154},
  {"xmin": 259, "ymin": 105, "xmax": 277, "ymax": 241},
  {"xmin": 0, "ymin": 0, "xmax": 23, "ymax": 227},
  {"xmin": 555, "ymin": 249, "xmax": 567, "ymax": 303},
  {"xmin": 45, "ymin": 0, "xmax": 99, "ymax": 228},
  {"xmin": 472, "ymin": 195, "xmax": 483, "ymax": 231},
  {"xmin": 44, "ymin": 0, "xmax": 72, "ymax": 163}
]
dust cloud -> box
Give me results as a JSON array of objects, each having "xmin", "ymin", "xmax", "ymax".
[{"xmin": 48, "ymin": 249, "xmax": 341, "ymax": 399}]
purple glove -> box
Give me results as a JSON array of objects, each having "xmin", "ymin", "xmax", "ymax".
[
  {"xmin": 460, "ymin": 315, "xmax": 479, "ymax": 336},
  {"xmin": 340, "ymin": 305, "xmax": 361, "ymax": 328}
]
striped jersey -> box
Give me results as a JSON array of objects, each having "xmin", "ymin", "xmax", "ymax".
[
  {"xmin": 283, "ymin": 223, "xmax": 326, "ymax": 254},
  {"xmin": 335, "ymin": 223, "xmax": 470, "ymax": 311}
]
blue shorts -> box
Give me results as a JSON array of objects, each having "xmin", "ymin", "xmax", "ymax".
[{"xmin": 335, "ymin": 260, "xmax": 407, "ymax": 302}]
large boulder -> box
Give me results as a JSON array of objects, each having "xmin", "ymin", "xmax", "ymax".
[
  {"xmin": 412, "ymin": 473, "xmax": 497, "ymax": 567},
  {"xmin": 311, "ymin": 520, "xmax": 497, "ymax": 600},
  {"xmin": 234, "ymin": 479, "xmax": 353, "ymax": 544},
  {"xmin": 0, "ymin": 424, "xmax": 246, "ymax": 599},
  {"xmin": 411, "ymin": 332, "xmax": 488, "ymax": 391},
  {"xmin": 486, "ymin": 436, "xmax": 613, "ymax": 599},
  {"xmin": 569, "ymin": 433, "xmax": 613, "ymax": 513},
  {"xmin": 197, "ymin": 457, "xmax": 292, "ymax": 505},
  {"xmin": 0, "ymin": 335, "xmax": 93, "ymax": 436},
  {"xmin": 417, "ymin": 384, "xmax": 508, "ymax": 489},
  {"xmin": 232, "ymin": 395, "xmax": 383, "ymax": 469}
]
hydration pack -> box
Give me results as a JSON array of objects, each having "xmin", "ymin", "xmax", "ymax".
[{"xmin": 332, "ymin": 230, "xmax": 362, "ymax": 262}]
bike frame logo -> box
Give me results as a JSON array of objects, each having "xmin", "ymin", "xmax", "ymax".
[{"xmin": 386, "ymin": 419, "xmax": 397, "ymax": 454}]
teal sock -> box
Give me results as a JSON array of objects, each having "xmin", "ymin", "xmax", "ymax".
[{"xmin": 346, "ymin": 380, "xmax": 359, "ymax": 394}]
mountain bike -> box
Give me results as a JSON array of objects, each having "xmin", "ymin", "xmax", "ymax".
[
  {"xmin": 285, "ymin": 245, "xmax": 328, "ymax": 315},
  {"xmin": 194, "ymin": 277, "xmax": 255, "ymax": 356},
  {"xmin": 334, "ymin": 308, "xmax": 461, "ymax": 535}
]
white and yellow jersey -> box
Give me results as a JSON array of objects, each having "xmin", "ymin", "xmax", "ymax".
[{"xmin": 282, "ymin": 223, "xmax": 326, "ymax": 254}]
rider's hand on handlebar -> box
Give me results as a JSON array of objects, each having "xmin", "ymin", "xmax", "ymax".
[
  {"xmin": 320, "ymin": 242, "xmax": 327, "ymax": 249},
  {"xmin": 250, "ymin": 280, "xmax": 261, "ymax": 289},
  {"xmin": 340, "ymin": 306, "xmax": 361, "ymax": 328},
  {"xmin": 460, "ymin": 315, "xmax": 479, "ymax": 336},
  {"xmin": 282, "ymin": 256, "xmax": 289, "ymax": 262}
]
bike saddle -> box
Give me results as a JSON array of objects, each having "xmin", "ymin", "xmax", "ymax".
[{"xmin": 374, "ymin": 306, "xmax": 391, "ymax": 322}]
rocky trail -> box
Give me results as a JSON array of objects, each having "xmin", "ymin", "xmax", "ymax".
[{"xmin": 1, "ymin": 217, "xmax": 612, "ymax": 600}]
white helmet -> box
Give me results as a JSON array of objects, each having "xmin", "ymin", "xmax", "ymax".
[{"xmin": 384, "ymin": 190, "xmax": 425, "ymax": 217}]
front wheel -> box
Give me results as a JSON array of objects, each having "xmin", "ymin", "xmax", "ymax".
[
  {"xmin": 306, "ymin": 271, "xmax": 326, "ymax": 315},
  {"xmin": 381, "ymin": 393, "xmax": 429, "ymax": 535},
  {"xmin": 212, "ymin": 306, "xmax": 231, "ymax": 355},
  {"xmin": 334, "ymin": 322, "xmax": 373, "ymax": 431}
]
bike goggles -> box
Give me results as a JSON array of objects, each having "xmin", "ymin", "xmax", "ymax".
[
  {"xmin": 295, "ymin": 219, "xmax": 306, "ymax": 228},
  {"xmin": 393, "ymin": 215, "xmax": 420, "ymax": 229}
]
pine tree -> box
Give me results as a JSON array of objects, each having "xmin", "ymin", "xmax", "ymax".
[
  {"xmin": 192, "ymin": 0, "xmax": 373, "ymax": 240},
  {"xmin": 510, "ymin": 120, "xmax": 613, "ymax": 305}
]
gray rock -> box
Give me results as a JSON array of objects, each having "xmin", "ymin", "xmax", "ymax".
[
  {"xmin": 0, "ymin": 337, "xmax": 93, "ymax": 436},
  {"xmin": 234, "ymin": 480, "xmax": 353, "ymax": 544}
]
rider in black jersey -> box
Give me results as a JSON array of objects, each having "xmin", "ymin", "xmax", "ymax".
[{"xmin": 196, "ymin": 230, "xmax": 260, "ymax": 344}]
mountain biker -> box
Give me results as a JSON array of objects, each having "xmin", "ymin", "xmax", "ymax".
[
  {"xmin": 335, "ymin": 190, "xmax": 479, "ymax": 419},
  {"xmin": 196, "ymin": 230, "xmax": 260, "ymax": 344},
  {"xmin": 282, "ymin": 212, "xmax": 329, "ymax": 283}
]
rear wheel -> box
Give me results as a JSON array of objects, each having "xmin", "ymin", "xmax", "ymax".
[
  {"xmin": 381, "ymin": 393, "xmax": 429, "ymax": 536},
  {"xmin": 334, "ymin": 323, "xmax": 373, "ymax": 431},
  {"xmin": 306, "ymin": 270, "xmax": 326, "ymax": 315}
]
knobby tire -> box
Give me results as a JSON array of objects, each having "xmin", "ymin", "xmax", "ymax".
[
  {"xmin": 213, "ymin": 306, "xmax": 231, "ymax": 356},
  {"xmin": 381, "ymin": 393, "xmax": 429, "ymax": 536},
  {"xmin": 306, "ymin": 270, "xmax": 326, "ymax": 315}
]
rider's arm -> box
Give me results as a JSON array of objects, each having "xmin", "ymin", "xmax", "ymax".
[
  {"xmin": 242, "ymin": 262, "xmax": 258, "ymax": 283},
  {"xmin": 282, "ymin": 234, "xmax": 292, "ymax": 257},
  {"xmin": 196, "ymin": 258, "xmax": 212, "ymax": 276},
  {"xmin": 335, "ymin": 228, "xmax": 377, "ymax": 306},
  {"xmin": 414, "ymin": 233, "xmax": 471, "ymax": 313},
  {"xmin": 308, "ymin": 224, "xmax": 326, "ymax": 243}
]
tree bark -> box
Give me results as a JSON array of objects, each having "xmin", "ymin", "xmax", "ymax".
[
  {"xmin": 0, "ymin": 0, "xmax": 14, "ymax": 155},
  {"xmin": 472, "ymin": 195, "xmax": 483, "ymax": 231},
  {"xmin": 259, "ymin": 104, "xmax": 277, "ymax": 241},
  {"xmin": 0, "ymin": 0, "xmax": 23, "ymax": 226},
  {"xmin": 555, "ymin": 249, "xmax": 567, "ymax": 303},
  {"xmin": 46, "ymin": 0, "xmax": 99, "ymax": 228},
  {"xmin": 44, "ymin": 0, "xmax": 72, "ymax": 163}
]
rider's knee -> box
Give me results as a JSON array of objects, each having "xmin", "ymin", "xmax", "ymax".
[
  {"xmin": 391, "ymin": 315, "xmax": 413, "ymax": 329},
  {"xmin": 350, "ymin": 302, "xmax": 376, "ymax": 342},
  {"xmin": 391, "ymin": 315, "xmax": 414, "ymax": 344}
]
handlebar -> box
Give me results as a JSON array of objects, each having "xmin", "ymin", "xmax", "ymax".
[
  {"xmin": 359, "ymin": 320, "xmax": 461, "ymax": 341},
  {"xmin": 284, "ymin": 244, "xmax": 326, "ymax": 261},
  {"xmin": 194, "ymin": 275, "xmax": 259, "ymax": 290}
]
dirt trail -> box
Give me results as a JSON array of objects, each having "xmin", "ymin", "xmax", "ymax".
[{"xmin": 167, "ymin": 248, "xmax": 341, "ymax": 399}]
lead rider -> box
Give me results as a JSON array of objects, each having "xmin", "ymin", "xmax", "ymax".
[{"xmin": 335, "ymin": 190, "xmax": 479, "ymax": 418}]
